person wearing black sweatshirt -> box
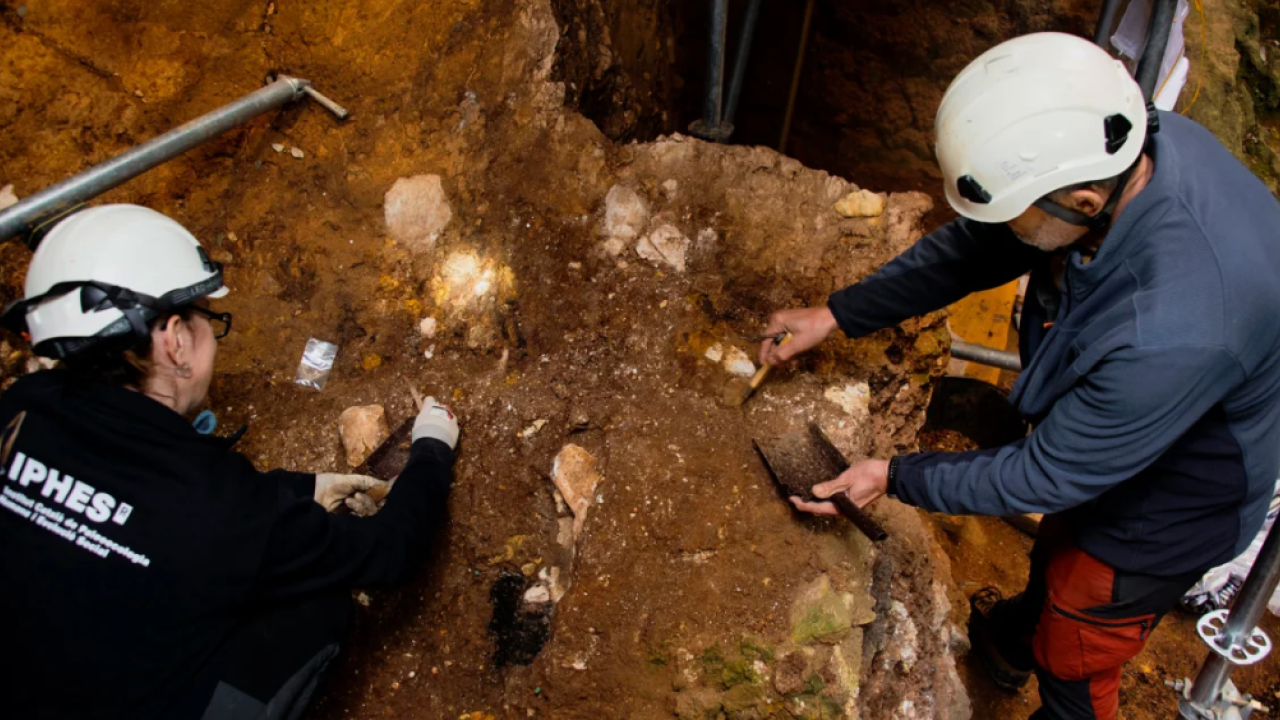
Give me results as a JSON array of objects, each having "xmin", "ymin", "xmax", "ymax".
[{"xmin": 0, "ymin": 204, "xmax": 458, "ymax": 719}]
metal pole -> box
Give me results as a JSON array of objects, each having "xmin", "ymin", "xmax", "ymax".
[
  {"xmin": 704, "ymin": 0, "xmax": 730, "ymax": 137},
  {"xmin": 1135, "ymin": 0, "xmax": 1177, "ymax": 101},
  {"xmin": 724, "ymin": 0, "xmax": 764, "ymax": 127},
  {"xmin": 1093, "ymin": 0, "xmax": 1125, "ymax": 47},
  {"xmin": 1183, "ymin": 516, "xmax": 1280, "ymax": 714},
  {"xmin": 0, "ymin": 76, "xmax": 330, "ymax": 245},
  {"xmin": 951, "ymin": 340, "xmax": 1022, "ymax": 372},
  {"xmin": 778, "ymin": 0, "xmax": 816, "ymax": 154}
]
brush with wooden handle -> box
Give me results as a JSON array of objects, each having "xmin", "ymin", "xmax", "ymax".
[{"xmin": 736, "ymin": 332, "xmax": 793, "ymax": 405}]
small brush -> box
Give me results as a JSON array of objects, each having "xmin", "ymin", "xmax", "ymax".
[{"xmin": 735, "ymin": 332, "xmax": 793, "ymax": 406}]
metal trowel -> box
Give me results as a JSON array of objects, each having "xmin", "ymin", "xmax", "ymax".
[{"xmin": 754, "ymin": 423, "xmax": 889, "ymax": 541}]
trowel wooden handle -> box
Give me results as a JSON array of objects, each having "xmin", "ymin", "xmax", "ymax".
[
  {"xmin": 749, "ymin": 332, "xmax": 794, "ymax": 389},
  {"xmin": 831, "ymin": 493, "xmax": 888, "ymax": 542}
]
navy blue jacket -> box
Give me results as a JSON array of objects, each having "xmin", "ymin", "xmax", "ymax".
[{"xmin": 829, "ymin": 112, "xmax": 1280, "ymax": 575}]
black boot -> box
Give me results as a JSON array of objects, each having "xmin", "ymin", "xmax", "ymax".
[{"xmin": 968, "ymin": 586, "xmax": 1033, "ymax": 691}]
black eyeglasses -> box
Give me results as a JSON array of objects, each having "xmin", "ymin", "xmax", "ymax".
[{"xmin": 188, "ymin": 305, "xmax": 233, "ymax": 339}]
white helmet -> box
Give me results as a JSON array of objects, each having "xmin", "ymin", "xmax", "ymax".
[
  {"xmin": 936, "ymin": 32, "xmax": 1150, "ymax": 224},
  {"xmin": 3, "ymin": 204, "xmax": 228, "ymax": 358}
]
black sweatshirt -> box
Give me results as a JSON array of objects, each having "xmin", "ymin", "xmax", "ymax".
[{"xmin": 0, "ymin": 370, "xmax": 453, "ymax": 719}]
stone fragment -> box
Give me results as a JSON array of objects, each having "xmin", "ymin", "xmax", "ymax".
[
  {"xmin": 0, "ymin": 184, "xmax": 19, "ymax": 211},
  {"xmin": 636, "ymin": 223, "xmax": 690, "ymax": 272},
  {"xmin": 834, "ymin": 189, "xmax": 886, "ymax": 218},
  {"xmin": 419, "ymin": 317, "xmax": 438, "ymax": 338},
  {"xmin": 704, "ymin": 343, "xmax": 724, "ymax": 363},
  {"xmin": 289, "ymin": 146, "xmax": 305, "ymax": 159},
  {"xmin": 271, "ymin": 143, "xmax": 284, "ymax": 153},
  {"xmin": 824, "ymin": 382, "xmax": 870, "ymax": 418},
  {"xmin": 385, "ymin": 174, "xmax": 453, "ymax": 251},
  {"xmin": 603, "ymin": 184, "xmax": 649, "ymax": 240},
  {"xmin": 339, "ymin": 404, "xmax": 391, "ymax": 467},
  {"xmin": 791, "ymin": 575, "xmax": 854, "ymax": 644},
  {"xmin": 675, "ymin": 687, "xmax": 723, "ymax": 720},
  {"xmin": 552, "ymin": 444, "xmax": 603, "ymax": 538},
  {"xmin": 601, "ymin": 236, "xmax": 627, "ymax": 257},
  {"xmin": 722, "ymin": 347, "xmax": 756, "ymax": 377},
  {"xmin": 523, "ymin": 584, "xmax": 551, "ymax": 605}
]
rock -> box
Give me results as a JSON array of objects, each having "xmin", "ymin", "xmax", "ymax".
[
  {"xmin": 824, "ymin": 382, "xmax": 870, "ymax": 418},
  {"xmin": 674, "ymin": 687, "xmax": 723, "ymax": 720},
  {"xmin": 552, "ymin": 444, "xmax": 603, "ymax": 539},
  {"xmin": 790, "ymin": 575, "xmax": 854, "ymax": 644},
  {"xmin": 603, "ymin": 184, "xmax": 649, "ymax": 240},
  {"xmin": 361, "ymin": 352, "xmax": 383, "ymax": 371},
  {"xmin": 523, "ymin": 584, "xmax": 551, "ymax": 605},
  {"xmin": 339, "ymin": 404, "xmax": 391, "ymax": 467},
  {"xmin": 271, "ymin": 143, "xmax": 284, "ymax": 153},
  {"xmin": 601, "ymin": 236, "xmax": 627, "ymax": 257},
  {"xmin": 0, "ymin": 184, "xmax": 18, "ymax": 211},
  {"xmin": 704, "ymin": 343, "xmax": 724, "ymax": 363},
  {"xmin": 520, "ymin": 418, "xmax": 547, "ymax": 438},
  {"xmin": 289, "ymin": 146, "xmax": 305, "ymax": 159},
  {"xmin": 834, "ymin": 189, "xmax": 886, "ymax": 218},
  {"xmin": 636, "ymin": 223, "xmax": 690, "ymax": 272},
  {"xmin": 385, "ymin": 174, "xmax": 453, "ymax": 251},
  {"xmin": 419, "ymin": 317, "xmax": 438, "ymax": 338},
  {"xmin": 722, "ymin": 347, "xmax": 756, "ymax": 377}
]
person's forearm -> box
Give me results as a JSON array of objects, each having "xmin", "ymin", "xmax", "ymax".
[{"xmin": 828, "ymin": 218, "xmax": 1039, "ymax": 338}]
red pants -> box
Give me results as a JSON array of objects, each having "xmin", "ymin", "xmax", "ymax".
[{"xmin": 992, "ymin": 518, "xmax": 1201, "ymax": 720}]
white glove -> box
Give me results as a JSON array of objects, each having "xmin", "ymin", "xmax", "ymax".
[
  {"xmin": 412, "ymin": 396, "xmax": 459, "ymax": 450},
  {"xmin": 314, "ymin": 473, "xmax": 389, "ymax": 513}
]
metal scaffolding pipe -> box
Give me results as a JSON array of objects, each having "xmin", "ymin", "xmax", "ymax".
[
  {"xmin": 1181, "ymin": 516, "xmax": 1280, "ymax": 715},
  {"xmin": 1093, "ymin": 0, "xmax": 1125, "ymax": 47},
  {"xmin": 951, "ymin": 341, "xmax": 1022, "ymax": 372},
  {"xmin": 0, "ymin": 76, "xmax": 324, "ymax": 246},
  {"xmin": 778, "ymin": 0, "xmax": 816, "ymax": 154},
  {"xmin": 724, "ymin": 0, "xmax": 764, "ymax": 127},
  {"xmin": 1135, "ymin": 0, "xmax": 1178, "ymax": 100},
  {"xmin": 703, "ymin": 0, "xmax": 730, "ymax": 138}
]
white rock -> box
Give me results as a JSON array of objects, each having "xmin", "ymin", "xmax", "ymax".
[
  {"xmin": 385, "ymin": 174, "xmax": 453, "ymax": 251},
  {"xmin": 271, "ymin": 143, "xmax": 285, "ymax": 153},
  {"xmin": 523, "ymin": 584, "xmax": 551, "ymax": 604},
  {"xmin": 289, "ymin": 146, "xmax": 305, "ymax": 159},
  {"xmin": 553, "ymin": 444, "xmax": 603, "ymax": 539},
  {"xmin": 520, "ymin": 418, "xmax": 547, "ymax": 439},
  {"xmin": 722, "ymin": 347, "xmax": 756, "ymax": 377},
  {"xmin": 0, "ymin": 185, "xmax": 17, "ymax": 211},
  {"xmin": 704, "ymin": 343, "xmax": 724, "ymax": 363},
  {"xmin": 418, "ymin": 316, "xmax": 438, "ymax": 338},
  {"xmin": 603, "ymin": 184, "xmax": 649, "ymax": 240},
  {"xmin": 824, "ymin": 382, "xmax": 871, "ymax": 418},
  {"xmin": 636, "ymin": 223, "xmax": 690, "ymax": 272},
  {"xmin": 338, "ymin": 404, "xmax": 391, "ymax": 467}
]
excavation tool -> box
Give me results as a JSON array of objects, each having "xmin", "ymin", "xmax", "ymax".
[
  {"xmin": 754, "ymin": 423, "xmax": 888, "ymax": 542},
  {"xmin": 352, "ymin": 385, "xmax": 426, "ymax": 501},
  {"xmin": 727, "ymin": 331, "xmax": 792, "ymax": 406},
  {"xmin": 0, "ymin": 75, "xmax": 349, "ymax": 247}
]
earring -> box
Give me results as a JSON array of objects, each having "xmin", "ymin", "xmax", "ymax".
[{"xmin": 175, "ymin": 363, "xmax": 193, "ymax": 379}]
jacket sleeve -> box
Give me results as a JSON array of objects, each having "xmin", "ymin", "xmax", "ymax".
[
  {"xmin": 263, "ymin": 469, "xmax": 316, "ymax": 499},
  {"xmin": 827, "ymin": 218, "xmax": 1041, "ymax": 338},
  {"xmin": 890, "ymin": 345, "xmax": 1244, "ymax": 515},
  {"xmin": 250, "ymin": 438, "xmax": 454, "ymax": 600}
]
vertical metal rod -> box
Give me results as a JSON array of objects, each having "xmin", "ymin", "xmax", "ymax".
[
  {"xmin": 1185, "ymin": 512, "xmax": 1280, "ymax": 710},
  {"xmin": 778, "ymin": 0, "xmax": 816, "ymax": 153},
  {"xmin": 724, "ymin": 0, "xmax": 764, "ymax": 126},
  {"xmin": 703, "ymin": 0, "xmax": 731, "ymax": 136},
  {"xmin": 1135, "ymin": 0, "xmax": 1178, "ymax": 100},
  {"xmin": 1093, "ymin": 0, "xmax": 1125, "ymax": 47},
  {"xmin": 0, "ymin": 77, "xmax": 314, "ymax": 244}
]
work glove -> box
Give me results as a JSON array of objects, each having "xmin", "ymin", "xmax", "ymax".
[
  {"xmin": 314, "ymin": 473, "xmax": 389, "ymax": 513},
  {"xmin": 411, "ymin": 396, "xmax": 460, "ymax": 450}
]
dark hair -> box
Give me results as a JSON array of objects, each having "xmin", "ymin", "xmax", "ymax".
[{"xmin": 59, "ymin": 308, "xmax": 196, "ymax": 388}]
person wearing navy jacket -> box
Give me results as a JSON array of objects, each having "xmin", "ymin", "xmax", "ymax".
[{"xmin": 759, "ymin": 34, "xmax": 1280, "ymax": 720}]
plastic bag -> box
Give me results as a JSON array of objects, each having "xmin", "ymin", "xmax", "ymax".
[{"xmin": 295, "ymin": 338, "xmax": 339, "ymax": 390}]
